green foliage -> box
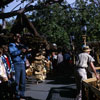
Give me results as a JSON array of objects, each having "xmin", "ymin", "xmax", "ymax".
[
  {"xmin": 5, "ymin": 0, "xmax": 100, "ymax": 50},
  {"xmin": 5, "ymin": 18, "xmax": 15, "ymax": 33},
  {"xmin": 31, "ymin": 3, "xmax": 70, "ymax": 48},
  {"xmin": 65, "ymin": 0, "xmax": 100, "ymax": 48}
]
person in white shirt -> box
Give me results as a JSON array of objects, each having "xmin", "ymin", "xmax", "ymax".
[{"xmin": 75, "ymin": 46, "xmax": 100, "ymax": 100}]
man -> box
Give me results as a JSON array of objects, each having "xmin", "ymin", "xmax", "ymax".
[
  {"xmin": 9, "ymin": 33, "xmax": 31, "ymax": 100},
  {"xmin": 75, "ymin": 46, "xmax": 99, "ymax": 100},
  {"xmin": 57, "ymin": 48, "xmax": 63, "ymax": 74}
]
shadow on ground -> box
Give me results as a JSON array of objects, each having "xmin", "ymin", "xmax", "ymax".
[
  {"xmin": 25, "ymin": 96, "xmax": 41, "ymax": 100},
  {"xmin": 46, "ymin": 65, "xmax": 77, "ymax": 100},
  {"xmin": 46, "ymin": 74, "xmax": 75, "ymax": 85},
  {"xmin": 46, "ymin": 86, "xmax": 77, "ymax": 100}
]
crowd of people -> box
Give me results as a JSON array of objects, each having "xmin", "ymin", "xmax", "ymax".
[
  {"xmin": 40, "ymin": 45, "xmax": 100, "ymax": 100},
  {"xmin": 0, "ymin": 33, "xmax": 32, "ymax": 100},
  {"xmin": 44, "ymin": 47, "xmax": 73, "ymax": 77},
  {"xmin": 0, "ymin": 33, "xmax": 73, "ymax": 100},
  {"xmin": 0, "ymin": 33, "xmax": 99, "ymax": 100},
  {"xmin": 0, "ymin": 33, "xmax": 72, "ymax": 100}
]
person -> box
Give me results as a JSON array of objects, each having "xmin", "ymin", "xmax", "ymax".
[
  {"xmin": 44, "ymin": 57, "xmax": 52, "ymax": 74},
  {"xmin": 0, "ymin": 47, "xmax": 10, "ymax": 99},
  {"xmin": 51, "ymin": 51, "xmax": 57, "ymax": 74},
  {"xmin": 75, "ymin": 46, "xmax": 100, "ymax": 100},
  {"xmin": 0, "ymin": 47, "xmax": 8, "ymax": 82},
  {"xmin": 9, "ymin": 33, "xmax": 31, "ymax": 100},
  {"xmin": 57, "ymin": 48, "xmax": 64, "ymax": 74},
  {"xmin": 63, "ymin": 49, "xmax": 72, "ymax": 73},
  {"xmin": 57, "ymin": 50, "xmax": 63, "ymax": 65},
  {"xmin": 2, "ymin": 44, "xmax": 16, "ymax": 99},
  {"xmin": 2, "ymin": 45, "xmax": 15, "ymax": 81}
]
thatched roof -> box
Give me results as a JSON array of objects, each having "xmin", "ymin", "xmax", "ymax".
[
  {"xmin": 10, "ymin": 14, "xmax": 40, "ymax": 37},
  {"xmin": 87, "ymin": 41, "xmax": 100, "ymax": 49}
]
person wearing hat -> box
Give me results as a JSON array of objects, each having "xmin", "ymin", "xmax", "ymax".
[{"xmin": 75, "ymin": 46, "xmax": 99, "ymax": 100}]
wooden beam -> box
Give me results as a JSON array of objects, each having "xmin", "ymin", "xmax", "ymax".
[
  {"xmin": 95, "ymin": 67, "xmax": 100, "ymax": 70},
  {"xmin": 83, "ymin": 77, "xmax": 97, "ymax": 83}
]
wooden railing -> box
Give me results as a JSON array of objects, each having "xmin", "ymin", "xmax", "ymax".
[{"xmin": 82, "ymin": 67, "xmax": 100, "ymax": 100}]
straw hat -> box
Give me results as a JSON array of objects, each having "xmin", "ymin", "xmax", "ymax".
[{"xmin": 82, "ymin": 46, "xmax": 91, "ymax": 52}]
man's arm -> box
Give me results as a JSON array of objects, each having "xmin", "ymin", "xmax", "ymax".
[
  {"xmin": 90, "ymin": 62, "xmax": 100, "ymax": 80},
  {"xmin": 9, "ymin": 43, "xmax": 22, "ymax": 56}
]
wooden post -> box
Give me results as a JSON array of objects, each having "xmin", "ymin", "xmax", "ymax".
[
  {"xmin": 82, "ymin": 35, "xmax": 87, "ymax": 45},
  {"xmin": 71, "ymin": 40, "xmax": 75, "ymax": 65}
]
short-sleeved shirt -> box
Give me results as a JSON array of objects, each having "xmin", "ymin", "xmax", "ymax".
[
  {"xmin": 76, "ymin": 52, "xmax": 95, "ymax": 68},
  {"xmin": 57, "ymin": 53, "xmax": 63, "ymax": 64}
]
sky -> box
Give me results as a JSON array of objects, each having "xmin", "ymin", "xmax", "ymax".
[
  {"xmin": 0, "ymin": 0, "xmax": 75, "ymax": 24},
  {"xmin": 4, "ymin": 0, "xmax": 75, "ymax": 12}
]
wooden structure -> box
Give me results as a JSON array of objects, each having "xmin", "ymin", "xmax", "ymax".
[
  {"xmin": 82, "ymin": 34, "xmax": 87, "ymax": 46},
  {"xmin": 87, "ymin": 41, "xmax": 100, "ymax": 66},
  {"xmin": 82, "ymin": 67, "xmax": 100, "ymax": 100},
  {"xmin": 10, "ymin": 14, "xmax": 40, "ymax": 36},
  {"xmin": 82, "ymin": 77, "xmax": 100, "ymax": 100}
]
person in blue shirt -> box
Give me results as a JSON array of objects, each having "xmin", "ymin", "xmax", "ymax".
[{"xmin": 9, "ymin": 33, "xmax": 31, "ymax": 100}]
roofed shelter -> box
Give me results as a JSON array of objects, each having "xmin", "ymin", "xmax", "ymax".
[
  {"xmin": 87, "ymin": 41, "xmax": 100, "ymax": 66},
  {"xmin": 10, "ymin": 14, "xmax": 40, "ymax": 37}
]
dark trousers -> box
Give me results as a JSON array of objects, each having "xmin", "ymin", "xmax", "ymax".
[{"xmin": 0, "ymin": 81, "xmax": 16, "ymax": 100}]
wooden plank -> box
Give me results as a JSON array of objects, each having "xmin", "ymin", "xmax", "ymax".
[
  {"xmin": 82, "ymin": 80, "xmax": 90, "ymax": 88},
  {"xmin": 95, "ymin": 67, "xmax": 100, "ymax": 70},
  {"xmin": 90, "ymin": 85, "xmax": 100, "ymax": 97},
  {"xmin": 83, "ymin": 77, "xmax": 97, "ymax": 83},
  {"xmin": 82, "ymin": 77, "xmax": 100, "ymax": 100}
]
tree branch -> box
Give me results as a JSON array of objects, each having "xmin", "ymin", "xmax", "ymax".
[
  {"xmin": 0, "ymin": 5, "xmax": 34, "ymax": 19},
  {"xmin": 0, "ymin": 0, "xmax": 64, "ymax": 19}
]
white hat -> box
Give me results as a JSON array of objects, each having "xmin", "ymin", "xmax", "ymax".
[
  {"xmin": 53, "ymin": 43, "xmax": 57, "ymax": 46},
  {"xmin": 82, "ymin": 46, "xmax": 91, "ymax": 52}
]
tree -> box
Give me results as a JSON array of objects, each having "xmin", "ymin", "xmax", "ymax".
[
  {"xmin": 30, "ymin": 3, "xmax": 70, "ymax": 47},
  {"xmin": 66, "ymin": 0, "xmax": 100, "ymax": 49},
  {"xmin": 0, "ymin": 0, "xmax": 66, "ymax": 37},
  {"xmin": 1, "ymin": 0, "xmax": 100, "ymax": 49}
]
